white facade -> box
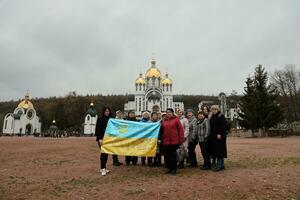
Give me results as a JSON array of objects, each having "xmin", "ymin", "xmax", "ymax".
[
  {"xmin": 124, "ymin": 58, "xmax": 184, "ymax": 115},
  {"xmin": 83, "ymin": 102, "xmax": 98, "ymax": 135},
  {"xmin": 2, "ymin": 95, "xmax": 41, "ymax": 135}
]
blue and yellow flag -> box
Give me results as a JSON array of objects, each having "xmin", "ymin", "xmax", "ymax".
[{"xmin": 101, "ymin": 119, "xmax": 161, "ymax": 157}]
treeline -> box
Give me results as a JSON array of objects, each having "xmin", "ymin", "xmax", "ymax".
[{"xmin": 0, "ymin": 93, "xmax": 218, "ymax": 132}]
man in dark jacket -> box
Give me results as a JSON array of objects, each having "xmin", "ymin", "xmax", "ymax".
[
  {"xmin": 95, "ymin": 107, "xmax": 112, "ymax": 176},
  {"xmin": 210, "ymin": 105, "xmax": 227, "ymax": 171}
]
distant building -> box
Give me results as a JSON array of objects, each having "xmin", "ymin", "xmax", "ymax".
[
  {"xmin": 124, "ymin": 58, "xmax": 184, "ymax": 115},
  {"xmin": 83, "ymin": 101, "xmax": 98, "ymax": 135},
  {"xmin": 2, "ymin": 92, "xmax": 41, "ymax": 135}
]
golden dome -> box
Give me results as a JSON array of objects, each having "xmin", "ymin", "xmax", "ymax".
[
  {"xmin": 135, "ymin": 73, "xmax": 146, "ymax": 84},
  {"xmin": 162, "ymin": 73, "xmax": 173, "ymax": 85},
  {"xmin": 17, "ymin": 100, "xmax": 34, "ymax": 109},
  {"xmin": 145, "ymin": 59, "xmax": 161, "ymax": 78}
]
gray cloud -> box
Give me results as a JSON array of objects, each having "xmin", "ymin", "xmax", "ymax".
[{"xmin": 0, "ymin": 0, "xmax": 299, "ymax": 101}]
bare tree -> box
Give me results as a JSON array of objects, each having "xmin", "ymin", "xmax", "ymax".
[{"xmin": 271, "ymin": 65, "xmax": 300, "ymax": 123}]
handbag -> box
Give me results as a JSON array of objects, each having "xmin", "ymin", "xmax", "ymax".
[{"xmin": 176, "ymin": 145, "xmax": 188, "ymax": 163}]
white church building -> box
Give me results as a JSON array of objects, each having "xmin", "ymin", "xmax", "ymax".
[
  {"xmin": 83, "ymin": 101, "xmax": 98, "ymax": 135},
  {"xmin": 124, "ymin": 58, "xmax": 184, "ymax": 115},
  {"xmin": 2, "ymin": 93, "xmax": 41, "ymax": 135}
]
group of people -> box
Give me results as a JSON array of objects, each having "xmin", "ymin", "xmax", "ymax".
[{"xmin": 95, "ymin": 105, "xmax": 228, "ymax": 176}]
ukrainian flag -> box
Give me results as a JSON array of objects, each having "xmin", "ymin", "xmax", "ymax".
[{"xmin": 101, "ymin": 119, "xmax": 161, "ymax": 157}]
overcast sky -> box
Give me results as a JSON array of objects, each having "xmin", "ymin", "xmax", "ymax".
[{"xmin": 0, "ymin": 0, "xmax": 299, "ymax": 101}]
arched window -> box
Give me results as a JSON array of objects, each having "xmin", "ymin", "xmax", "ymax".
[{"xmin": 87, "ymin": 116, "xmax": 90, "ymax": 121}]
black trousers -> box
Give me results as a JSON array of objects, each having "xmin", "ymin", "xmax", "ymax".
[
  {"xmin": 125, "ymin": 156, "xmax": 138, "ymax": 165},
  {"xmin": 164, "ymin": 145, "xmax": 179, "ymax": 171},
  {"xmin": 188, "ymin": 141, "xmax": 199, "ymax": 166},
  {"xmin": 112, "ymin": 155, "xmax": 119, "ymax": 163},
  {"xmin": 199, "ymin": 141, "xmax": 211, "ymax": 168},
  {"xmin": 100, "ymin": 153, "xmax": 108, "ymax": 169}
]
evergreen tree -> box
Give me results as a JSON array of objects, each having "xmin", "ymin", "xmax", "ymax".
[{"xmin": 238, "ymin": 65, "xmax": 283, "ymax": 136}]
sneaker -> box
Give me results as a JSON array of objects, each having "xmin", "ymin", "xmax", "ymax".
[
  {"xmin": 101, "ymin": 169, "xmax": 107, "ymax": 176},
  {"xmin": 105, "ymin": 169, "xmax": 110, "ymax": 173}
]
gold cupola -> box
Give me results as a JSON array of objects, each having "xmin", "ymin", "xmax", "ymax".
[
  {"xmin": 17, "ymin": 91, "xmax": 34, "ymax": 109},
  {"xmin": 135, "ymin": 73, "xmax": 146, "ymax": 85},
  {"xmin": 145, "ymin": 59, "xmax": 161, "ymax": 78},
  {"xmin": 162, "ymin": 72, "xmax": 173, "ymax": 85}
]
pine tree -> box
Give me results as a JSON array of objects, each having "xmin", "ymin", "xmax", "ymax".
[{"xmin": 238, "ymin": 65, "xmax": 283, "ymax": 136}]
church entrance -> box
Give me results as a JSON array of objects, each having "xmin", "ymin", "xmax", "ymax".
[
  {"xmin": 152, "ymin": 105, "xmax": 160, "ymax": 113},
  {"xmin": 25, "ymin": 124, "xmax": 32, "ymax": 135}
]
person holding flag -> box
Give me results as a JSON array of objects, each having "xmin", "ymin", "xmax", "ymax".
[{"xmin": 95, "ymin": 107, "xmax": 112, "ymax": 176}]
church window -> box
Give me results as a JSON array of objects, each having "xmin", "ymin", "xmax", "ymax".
[
  {"xmin": 139, "ymin": 98, "xmax": 141, "ymax": 111},
  {"xmin": 136, "ymin": 85, "xmax": 138, "ymax": 91},
  {"xmin": 4, "ymin": 120, "xmax": 7, "ymax": 129},
  {"xmin": 87, "ymin": 116, "xmax": 90, "ymax": 121},
  {"xmin": 139, "ymin": 84, "xmax": 141, "ymax": 91},
  {"xmin": 166, "ymin": 85, "xmax": 169, "ymax": 91},
  {"xmin": 166, "ymin": 98, "xmax": 169, "ymax": 108}
]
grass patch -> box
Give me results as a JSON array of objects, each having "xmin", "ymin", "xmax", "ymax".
[
  {"xmin": 49, "ymin": 185, "xmax": 67, "ymax": 197},
  {"xmin": 125, "ymin": 187, "xmax": 146, "ymax": 196},
  {"xmin": 62, "ymin": 177, "xmax": 90, "ymax": 187},
  {"xmin": 222, "ymin": 190, "xmax": 246, "ymax": 200},
  {"xmin": 227, "ymin": 156, "xmax": 300, "ymax": 169},
  {"xmin": 32, "ymin": 158, "xmax": 73, "ymax": 166}
]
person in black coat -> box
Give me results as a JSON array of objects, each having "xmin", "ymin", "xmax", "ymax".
[
  {"xmin": 95, "ymin": 107, "xmax": 112, "ymax": 176},
  {"xmin": 210, "ymin": 105, "xmax": 227, "ymax": 171},
  {"xmin": 125, "ymin": 111, "xmax": 138, "ymax": 165}
]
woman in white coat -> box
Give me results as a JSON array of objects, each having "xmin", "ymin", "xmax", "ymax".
[{"xmin": 177, "ymin": 109, "xmax": 189, "ymax": 168}]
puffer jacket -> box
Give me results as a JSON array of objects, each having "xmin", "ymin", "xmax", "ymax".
[
  {"xmin": 188, "ymin": 116, "xmax": 198, "ymax": 142},
  {"xmin": 161, "ymin": 116, "xmax": 184, "ymax": 146}
]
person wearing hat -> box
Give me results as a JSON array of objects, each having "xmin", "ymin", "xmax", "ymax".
[
  {"xmin": 148, "ymin": 112, "xmax": 162, "ymax": 167},
  {"xmin": 125, "ymin": 111, "xmax": 138, "ymax": 166},
  {"xmin": 177, "ymin": 109, "xmax": 189, "ymax": 168},
  {"xmin": 210, "ymin": 105, "xmax": 227, "ymax": 171},
  {"xmin": 140, "ymin": 111, "xmax": 151, "ymax": 166},
  {"xmin": 112, "ymin": 110, "xmax": 124, "ymax": 166},
  {"xmin": 161, "ymin": 108, "xmax": 184, "ymax": 174}
]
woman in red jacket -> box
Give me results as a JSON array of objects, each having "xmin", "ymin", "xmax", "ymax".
[{"xmin": 160, "ymin": 108, "xmax": 184, "ymax": 174}]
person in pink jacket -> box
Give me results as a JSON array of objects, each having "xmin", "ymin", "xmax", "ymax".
[{"xmin": 161, "ymin": 108, "xmax": 184, "ymax": 174}]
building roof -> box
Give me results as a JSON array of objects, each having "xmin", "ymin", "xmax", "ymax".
[
  {"xmin": 162, "ymin": 73, "xmax": 173, "ymax": 85},
  {"xmin": 17, "ymin": 100, "xmax": 34, "ymax": 109},
  {"xmin": 145, "ymin": 59, "xmax": 161, "ymax": 78},
  {"xmin": 135, "ymin": 73, "xmax": 146, "ymax": 85}
]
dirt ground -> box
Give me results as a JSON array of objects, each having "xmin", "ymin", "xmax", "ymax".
[{"xmin": 0, "ymin": 136, "xmax": 299, "ymax": 200}]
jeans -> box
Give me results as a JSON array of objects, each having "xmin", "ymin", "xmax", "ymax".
[{"xmin": 216, "ymin": 158, "xmax": 224, "ymax": 169}]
